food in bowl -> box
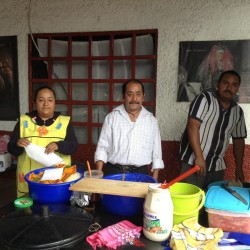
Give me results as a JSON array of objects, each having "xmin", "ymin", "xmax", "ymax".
[
  {"xmin": 206, "ymin": 208, "xmax": 250, "ymax": 234},
  {"xmin": 28, "ymin": 165, "xmax": 79, "ymax": 184},
  {"xmin": 65, "ymin": 172, "xmax": 82, "ymax": 182},
  {"xmin": 25, "ymin": 166, "xmax": 83, "ymax": 204}
]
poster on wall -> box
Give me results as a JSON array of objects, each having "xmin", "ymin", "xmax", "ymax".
[
  {"xmin": 177, "ymin": 40, "xmax": 250, "ymax": 103},
  {"xmin": 0, "ymin": 36, "xmax": 19, "ymax": 120}
]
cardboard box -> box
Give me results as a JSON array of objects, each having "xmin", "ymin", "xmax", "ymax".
[{"xmin": 0, "ymin": 153, "xmax": 12, "ymax": 172}]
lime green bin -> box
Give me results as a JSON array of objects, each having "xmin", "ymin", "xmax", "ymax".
[{"xmin": 169, "ymin": 182, "xmax": 205, "ymax": 225}]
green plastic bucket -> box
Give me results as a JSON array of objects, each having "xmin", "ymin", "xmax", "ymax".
[{"xmin": 169, "ymin": 182, "xmax": 205, "ymax": 225}]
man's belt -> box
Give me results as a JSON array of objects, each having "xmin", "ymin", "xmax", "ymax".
[{"xmin": 107, "ymin": 162, "xmax": 147, "ymax": 172}]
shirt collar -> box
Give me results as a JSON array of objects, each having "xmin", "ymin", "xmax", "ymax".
[
  {"xmin": 27, "ymin": 111, "xmax": 60, "ymax": 126},
  {"xmin": 114, "ymin": 104, "xmax": 152, "ymax": 118}
]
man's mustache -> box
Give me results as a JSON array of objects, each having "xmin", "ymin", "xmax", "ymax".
[
  {"xmin": 129, "ymin": 101, "xmax": 140, "ymax": 104},
  {"xmin": 223, "ymin": 89, "xmax": 233, "ymax": 95}
]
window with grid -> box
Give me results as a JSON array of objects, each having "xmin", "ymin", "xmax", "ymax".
[{"xmin": 28, "ymin": 29, "xmax": 158, "ymax": 145}]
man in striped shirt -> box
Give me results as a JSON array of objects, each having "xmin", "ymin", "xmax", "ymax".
[{"xmin": 179, "ymin": 70, "xmax": 247, "ymax": 189}]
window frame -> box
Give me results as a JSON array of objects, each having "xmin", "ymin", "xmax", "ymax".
[{"xmin": 28, "ymin": 29, "xmax": 158, "ymax": 145}]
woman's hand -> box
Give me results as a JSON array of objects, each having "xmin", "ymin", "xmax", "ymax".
[
  {"xmin": 17, "ymin": 138, "xmax": 30, "ymax": 148},
  {"xmin": 45, "ymin": 142, "xmax": 58, "ymax": 154}
]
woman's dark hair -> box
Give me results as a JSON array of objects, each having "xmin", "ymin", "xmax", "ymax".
[
  {"xmin": 218, "ymin": 70, "xmax": 241, "ymax": 84},
  {"xmin": 34, "ymin": 86, "xmax": 56, "ymax": 101},
  {"xmin": 122, "ymin": 79, "xmax": 145, "ymax": 96}
]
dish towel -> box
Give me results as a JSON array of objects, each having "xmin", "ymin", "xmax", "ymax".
[
  {"xmin": 170, "ymin": 217, "xmax": 223, "ymax": 250},
  {"xmin": 86, "ymin": 220, "xmax": 143, "ymax": 250}
]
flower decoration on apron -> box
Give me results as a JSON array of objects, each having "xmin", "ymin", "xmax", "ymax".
[
  {"xmin": 37, "ymin": 126, "xmax": 49, "ymax": 136},
  {"xmin": 55, "ymin": 122, "xmax": 62, "ymax": 130},
  {"xmin": 18, "ymin": 172, "xmax": 25, "ymax": 183},
  {"xmin": 23, "ymin": 120, "xmax": 29, "ymax": 128}
]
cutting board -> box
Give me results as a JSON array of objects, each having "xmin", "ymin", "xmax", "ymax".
[{"xmin": 69, "ymin": 178, "xmax": 152, "ymax": 198}]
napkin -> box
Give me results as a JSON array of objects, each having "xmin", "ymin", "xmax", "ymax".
[
  {"xmin": 170, "ymin": 217, "xmax": 223, "ymax": 250},
  {"xmin": 25, "ymin": 143, "xmax": 64, "ymax": 166},
  {"xmin": 86, "ymin": 220, "xmax": 142, "ymax": 250},
  {"xmin": 41, "ymin": 168, "xmax": 64, "ymax": 181}
]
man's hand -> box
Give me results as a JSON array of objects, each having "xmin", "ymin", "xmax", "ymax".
[
  {"xmin": 152, "ymin": 169, "xmax": 159, "ymax": 181},
  {"xmin": 96, "ymin": 160, "xmax": 104, "ymax": 171},
  {"xmin": 235, "ymin": 167, "xmax": 244, "ymax": 183},
  {"xmin": 194, "ymin": 156, "xmax": 206, "ymax": 176}
]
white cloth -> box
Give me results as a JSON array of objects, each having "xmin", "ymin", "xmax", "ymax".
[{"xmin": 94, "ymin": 104, "xmax": 164, "ymax": 171}]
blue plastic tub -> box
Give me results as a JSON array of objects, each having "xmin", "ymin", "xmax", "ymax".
[
  {"xmin": 25, "ymin": 167, "xmax": 83, "ymax": 204},
  {"xmin": 101, "ymin": 173, "xmax": 157, "ymax": 216},
  {"xmin": 207, "ymin": 180, "xmax": 229, "ymax": 189}
]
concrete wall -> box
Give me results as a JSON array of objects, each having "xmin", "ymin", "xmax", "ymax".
[{"xmin": 0, "ymin": 0, "xmax": 250, "ymax": 144}]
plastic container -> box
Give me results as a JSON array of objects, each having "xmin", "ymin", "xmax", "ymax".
[
  {"xmin": 84, "ymin": 170, "xmax": 103, "ymax": 179},
  {"xmin": 0, "ymin": 153, "xmax": 12, "ymax": 172},
  {"xmin": 25, "ymin": 167, "xmax": 83, "ymax": 204},
  {"xmin": 206, "ymin": 208, "xmax": 250, "ymax": 234},
  {"xmin": 84, "ymin": 170, "xmax": 103, "ymax": 203},
  {"xmin": 208, "ymin": 180, "xmax": 244, "ymax": 189},
  {"xmin": 205, "ymin": 186, "xmax": 249, "ymax": 212},
  {"xmin": 169, "ymin": 182, "xmax": 205, "ymax": 224},
  {"xmin": 14, "ymin": 197, "xmax": 33, "ymax": 208},
  {"xmin": 205, "ymin": 185, "xmax": 250, "ymax": 233},
  {"xmin": 101, "ymin": 173, "xmax": 157, "ymax": 216},
  {"xmin": 143, "ymin": 184, "xmax": 173, "ymax": 242},
  {"xmin": 207, "ymin": 180, "xmax": 229, "ymax": 189}
]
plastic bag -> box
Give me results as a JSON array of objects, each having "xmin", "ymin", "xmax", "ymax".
[{"xmin": 70, "ymin": 191, "xmax": 91, "ymax": 207}]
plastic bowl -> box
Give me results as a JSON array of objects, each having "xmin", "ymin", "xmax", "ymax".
[
  {"xmin": 207, "ymin": 180, "xmax": 229, "ymax": 189},
  {"xmin": 101, "ymin": 173, "xmax": 157, "ymax": 216},
  {"xmin": 25, "ymin": 167, "xmax": 83, "ymax": 204}
]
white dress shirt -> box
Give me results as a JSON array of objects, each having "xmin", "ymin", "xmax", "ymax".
[{"xmin": 94, "ymin": 104, "xmax": 164, "ymax": 171}]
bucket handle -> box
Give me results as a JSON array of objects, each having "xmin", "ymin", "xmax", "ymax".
[{"xmin": 173, "ymin": 190, "xmax": 205, "ymax": 216}]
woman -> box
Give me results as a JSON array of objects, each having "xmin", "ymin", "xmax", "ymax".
[{"xmin": 8, "ymin": 86, "xmax": 78, "ymax": 197}]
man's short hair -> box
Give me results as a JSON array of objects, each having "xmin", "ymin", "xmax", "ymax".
[
  {"xmin": 122, "ymin": 79, "xmax": 145, "ymax": 96},
  {"xmin": 218, "ymin": 70, "xmax": 241, "ymax": 84}
]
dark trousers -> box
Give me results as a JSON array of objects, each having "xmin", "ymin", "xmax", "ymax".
[
  {"xmin": 180, "ymin": 162, "xmax": 224, "ymax": 190},
  {"xmin": 103, "ymin": 162, "xmax": 149, "ymax": 177}
]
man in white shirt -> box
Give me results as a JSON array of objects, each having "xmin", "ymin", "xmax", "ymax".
[{"xmin": 94, "ymin": 79, "xmax": 164, "ymax": 180}]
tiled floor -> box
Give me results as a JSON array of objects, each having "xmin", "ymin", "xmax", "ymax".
[{"xmin": 0, "ymin": 166, "xmax": 16, "ymax": 208}]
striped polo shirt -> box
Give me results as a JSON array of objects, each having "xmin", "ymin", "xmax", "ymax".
[{"xmin": 180, "ymin": 91, "xmax": 247, "ymax": 172}]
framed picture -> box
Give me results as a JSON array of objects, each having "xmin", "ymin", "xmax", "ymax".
[
  {"xmin": 177, "ymin": 40, "xmax": 250, "ymax": 103},
  {"xmin": 0, "ymin": 36, "xmax": 19, "ymax": 120}
]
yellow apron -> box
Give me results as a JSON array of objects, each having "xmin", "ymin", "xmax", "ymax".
[{"xmin": 17, "ymin": 115, "xmax": 71, "ymax": 197}]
